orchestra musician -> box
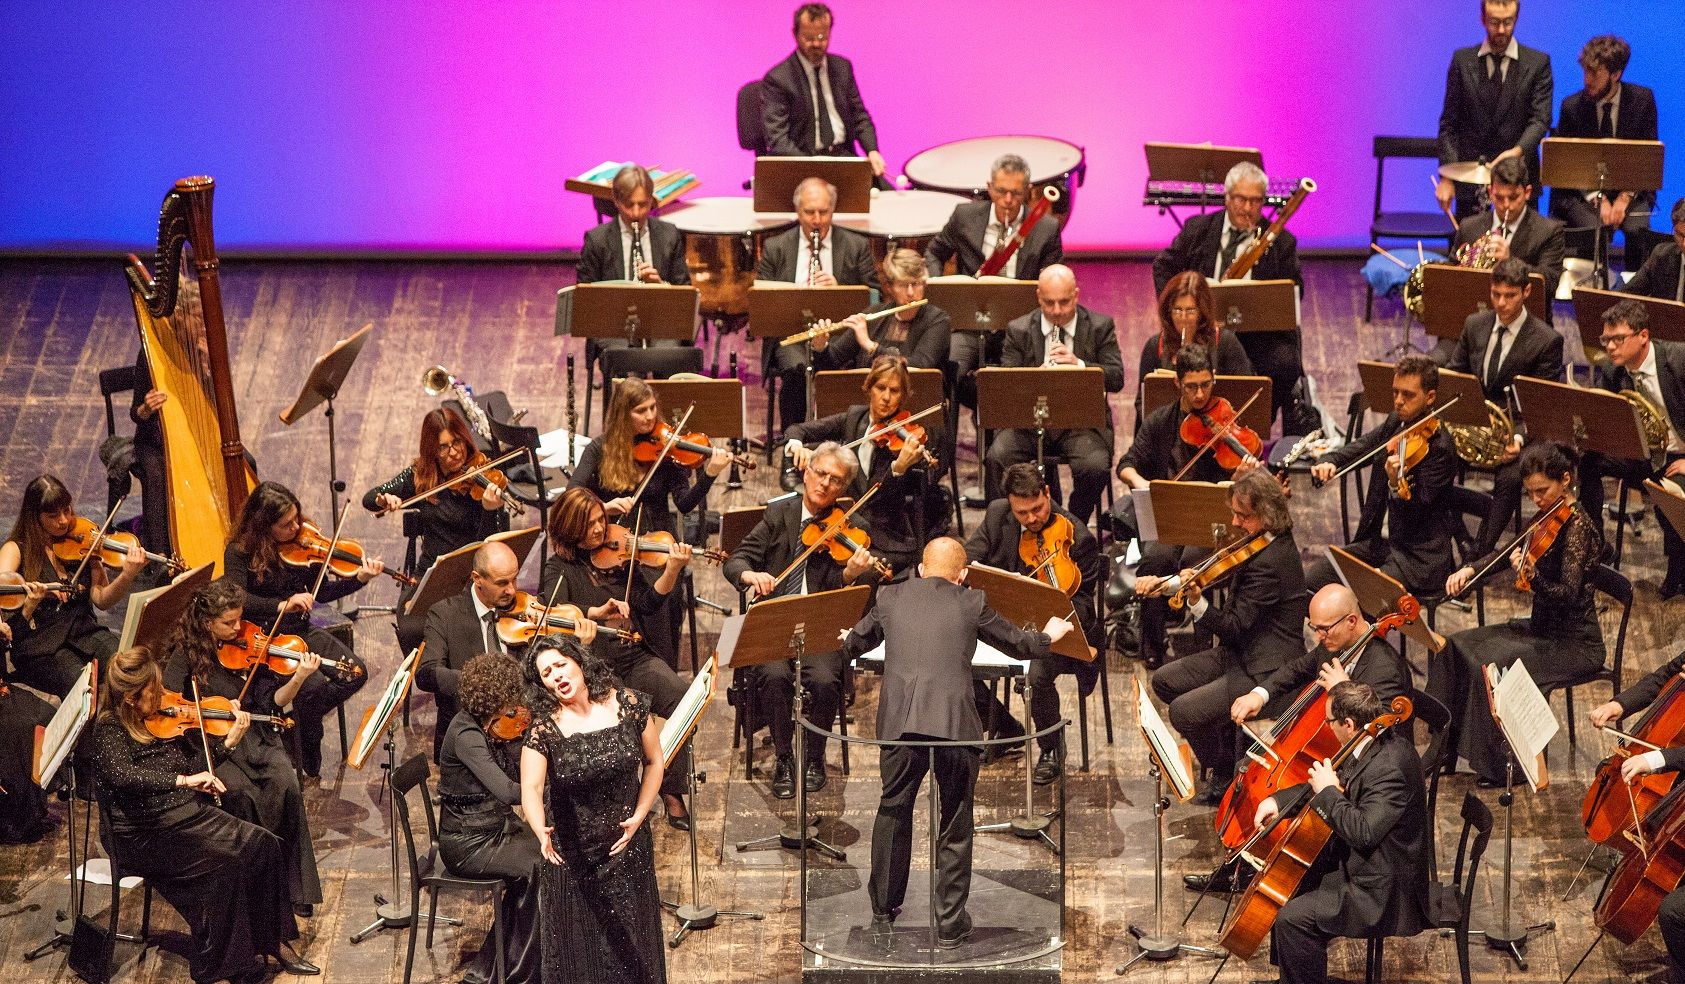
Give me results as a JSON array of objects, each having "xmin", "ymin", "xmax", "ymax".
[
  {"xmin": 419, "ymin": 541, "xmax": 523, "ymax": 760},
  {"xmin": 1250, "ymin": 681, "xmax": 1431, "ymax": 984},
  {"xmin": 1115, "ymin": 345, "xmax": 1261, "ymax": 669},
  {"xmin": 1550, "ymin": 35, "xmax": 1659, "ymax": 266},
  {"xmin": 1, "ymin": 474, "xmax": 145, "ymax": 697},
  {"xmin": 837, "ymin": 537, "xmax": 1072, "ymax": 948},
  {"xmin": 1151, "ymin": 161, "xmax": 1304, "ymax": 428},
  {"xmin": 1624, "ymin": 197, "xmax": 1685, "ymax": 303},
  {"xmin": 1435, "ymin": 442, "xmax": 1604, "ymax": 786},
  {"xmin": 723, "ymin": 442, "xmax": 879, "ymax": 798},
  {"xmin": 163, "ymin": 578, "xmax": 322, "ymax": 915},
  {"xmin": 128, "ymin": 349, "xmax": 172, "ymax": 559},
  {"xmin": 1450, "ymin": 156, "xmax": 1566, "ymax": 299},
  {"xmin": 1133, "ymin": 271, "xmax": 1253, "ymax": 427},
  {"xmin": 576, "ymin": 163, "xmax": 692, "ymax": 373},
  {"xmin": 1145, "ymin": 471, "xmax": 1307, "ymax": 803},
  {"xmin": 541, "ymin": 486, "xmax": 693, "ymax": 828},
  {"xmin": 965, "ymin": 463, "xmax": 1102, "ymax": 783},
  {"xmin": 755, "ymin": 176, "xmax": 880, "ymax": 431},
  {"xmin": 810, "ymin": 248, "xmax": 951, "ymax": 373},
  {"xmin": 1435, "ymin": 0, "xmax": 1554, "ymax": 219},
  {"xmin": 222, "ymin": 482, "xmax": 373, "ymax": 778},
  {"xmin": 1579, "ymin": 299, "xmax": 1685, "ymax": 597},
  {"xmin": 77, "ymin": 647, "xmax": 317, "ymax": 983},
  {"xmin": 0, "ymin": 629, "xmax": 54, "ymax": 843},
  {"xmin": 758, "ymin": 3, "xmax": 885, "ymax": 177},
  {"xmin": 983, "ymin": 264, "xmax": 1124, "ymax": 526},
  {"xmin": 1431, "ymin": 258, "xmax": 1566, "ymax": 556},
  {"xmin": 784, "ymin": 356, "xmax": 940, "ymax": 575},
  {"xmin": 1306, "ymin": 356, "xmax": 1458, "ymax": 601}
]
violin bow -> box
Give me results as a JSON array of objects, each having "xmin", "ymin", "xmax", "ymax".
[
  {"xmin": 619, "ymin": 508, "xmax": 643, "ymax": 629},
  {"xmin": 1171, "ymin": 387, "xmax": 1264, "ymax": 482},
  {"xmin": 626, "ymin": 403, "xmax": 696, "ymax": 515},
  {"xmin": 63, "ymin": 495, "xmax": 128, "ymax": 595},
  {"xmin": 189, "ymin": 677, "xmax": 222, "ymax": 807},
  {"xmin": 764, "ymin": 483, "xmax": 883, "ymax": 598},
  {"xmin": 248, "ymin": 502, "xmax": 353, "ymax": 700},
  {"xmin": 1323, "ymin": 396, "xmax": 1461, "ymax": 487},
  {"xmin": 840, "ymin": 403, "xmax": 947, "ymax": 454},
  {"xmin": 376, "ymin": 447, "xmax": 524, "ymax": 515},
  {"xmin": 1446, "ymin": 494, "xmax": 1570, "ymax": 601}
]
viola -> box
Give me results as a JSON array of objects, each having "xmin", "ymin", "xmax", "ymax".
[
  {"xmin": 1386, "ymin": 417, "xmax": 1440, "ymax": 501},
  {"xmin": 1179, "ymin": 397, "xmax": 1263, "ymax": 472},
  {"xmin": 1167, "ymin": 531, "xmax": 1273, "ymax": 610},
  {"xmin": 801, "ymin": 507, "xmax": 894, "ymax": 582},
  {"xmin": 589, "ymin": 525, "xmax": 728, "ymax": 571},
  {"xmin": 278, "ymin": 520, "xmax": 415, "ymax": 586},
  {"xmin": 1219, "ymin": 696, "xmax": 1414, "ymax": 959},
  {"xmin": 50, "ymin": 516, "xmax": 185, "ymax": 575},
  {"xmin": 633, "ymin": 421, "xmax": 756, "ymax": 471},
  {"xmin": 488, "ymin": 705, "xmax": 532, "ymax": 741},
  {"xmin": 216, "ymin": 620, "xmax": 364, "ymax": 680},
  {"xmin": 494, "ymin": 591, "xmax": 641, "ymax": 647},
  {"xmin": 1019, "ymin": 513, "xmax": 1081, "ymax": 597},
  {"xmin": 1515, "ymin": 495, "xmax": 1574, "ymax": 592},
  {"xmin": 449, "ymin": 451, "xmax": 512, "ymax": 503},
  {"xmin": 0, "ymin": 571, "xmax": 72, "ymax": 610},
  {"xmin": 144, "ymin": 689, "xmax": 293, "ymax": 740},
  {"xmin": 1582, "ymin": 672, "xmax": 1685, "ymax": 848},
  {"xmin": 867, "ymin": 411, "xmax": 939, "ymax": 469},
  {"xmin": 1596, "ymin": 777, "xmax": 1685, "ymax": 944}
]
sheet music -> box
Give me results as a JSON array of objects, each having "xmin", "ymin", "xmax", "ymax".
[
  {"xmin": 1134, "ymin": 678, "xmax": 1194, "ymax": 800},
  {"xmin": 855, "ymin": 639, "xmax": 1030, "ymax": 675},
  {"xmin": 538, "ymin": 426, "xmax": 593, "ymax": 469},
  {"xmin": 660, "ymin": 657, "xmax": 716, "ymax": 767},
  {"xmin": 1488, "ymin": 661, "xmax": 1559, "ymax": 791},
  {"xmin": 352, "ymin": 649, "xmax": 417, "ymax": 768},
  {"xmin": 34, "ymin": 661, "xmax": 96, "ymax": 787},
  {"xmin": 714, "ymin": 613, "xmax": 747, "ymax": 668},
  {"xmin": 1132, "ymin": 487, "xmax": 1159, "ymax": 542}
]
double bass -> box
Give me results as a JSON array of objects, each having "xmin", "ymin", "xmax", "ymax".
[{"xmin": 1582, "ymin": 673, "xmax": 1685, "ymax": 847}]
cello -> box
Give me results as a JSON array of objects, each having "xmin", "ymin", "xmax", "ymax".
[{"xmin": 1595, "ymin": 780, "xmax": 1685, "ymax": 944}]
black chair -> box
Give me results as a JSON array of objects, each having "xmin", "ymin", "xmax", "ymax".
[
  {"xmin": 1073, "ymin": 658, "xmax": 1113, "ymax": 772},
  {"xmin": 65, "ymin": 796, "xmax": 156, "ymax": 984},
  {"xmin": 591, "ymin": 347, "xmax": 707, "ymax": 431},
  {"xmin": 391, "ymin": 754, "xmax": 508, "ymax": 984},
  {"xmin": 1409, "ymin": 689, "xmax": 1453, "ymax": 873},
  {"xmin": 485, "ymin": 416, "xmax": 562, "ymax": 567},
  {"xmin": 1363, "ymin": 791, "xmax": 1492, "ymax": 984},
  {"xmin": 99, "ymin": 366, "xmax": 137, "ymax": 439},
  {"xmin": 1337, "ymin": 392, "xmax": 1369, "ymax": 543},
  {"xmin": 736, "ymin": 81, "xmax": 767, "ymax": 188},
  {"xmin": 1540, "ymin": 563, "xmax": 1631, "ymax": 749},
  {"xmin": 1366, "ymin": 136, "xmax": 1457, "ymax": 322}
]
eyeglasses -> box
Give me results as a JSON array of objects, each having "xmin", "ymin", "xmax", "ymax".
[
  {"xmin": 812, "ymin": 470, "xmax": 849, "ymax": 488},
  {"xmin": 1226, "ymin": 193, "xmax": 1265, "ymax": 207},
  {"xmin": 988, "ymin": 185, "xmax": 1028, "ymax": 201},
  {"xmin": 1307, "ymin": 614, "xmax": 1350, "ymax": 637},
  {"xmin": 1180, "ymin": 380, "xmax": 1215, "ymax": 392},
  {"xmin": 1599, "ymin": 332, "xmax": 1638, "ymax": 347}
]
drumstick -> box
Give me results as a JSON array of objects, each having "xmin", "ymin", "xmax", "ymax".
[
  {"xmin": 1431, "ymin": 175, "xmax": 1458, "ymax": 229},
  {"xmin": 1369, "ymin": 243, "xmax": 1410, "ymax": 270}
]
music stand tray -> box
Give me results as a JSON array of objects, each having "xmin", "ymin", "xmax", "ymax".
[
  {"xmin": 1140, "ymin": 481, "xmax": 1234, "ymax": 549},
  {"xmin": 403, "ymin": 543, "xmax": 480, "ymax": 618},
  {"xmin": 1421, "ymin": 264, "xmax": 1547, "ymax": 338},
  {"xmin": 644, "ymin": 378, "xmax": 747, "ymax": 439},
  {"xmin": 746, "ymin": 284, "xmax": 871, "ymax": 340},
  {"xmin": 1356, "ymin": 360, "xmax": 1397, "ymax": 416},
  {"xmin": 720, "ymin": 504, "xmax": 771, "ymax": 559},
  {"xmin": 974, "ymin": 367, "xmax": 1108, "ymax": 432},
  {"xmin": 1540, "ymin": 137, "xmax": 1665, "ymax": 194},
  {"xmin": 1572, "ymin": 287, "xmax": 1685, "ymax": 350},
  {"xmin": 559, "ymin": 283, "xmax": 700, "ymax": 343},
  {"xmin": 812, "ymin": 368, "xmax": 944, "ymax": 419},
  {"xmin": 1140, "ymin": 372, "xmax": 1272, "ymax": 435},
  {"xmin": 753, "ymin": 157, "xmax": 873, "ymax": 214},
  {"xmin": 1325, "ymin": 546, "xmax": 1438, "ymax": 653},
  {"xmin": 280, "ymin": 323, "xmax": 373, "ymax": 425},
  {"xmin": 121, "ymin": 562, "xmax": 215, "ymax": 653},
  {"xmin": 924, "ymin": 276, "xmax": 1040, "ymax": 334},
  {"xmin": 1645, "ymin": 480, "xmax": 1685, "ymax": 543},
  {"xmin": 963, "ymin": 563, "xmax": 1093, "ymax": 662},
  {"xmin": 1512, "ymin": 376, "xmax": 1650, "ymax": 463},
  {"xmin": 1207, "ymin": 280, "xmax": 1298, "ymax": 332}
]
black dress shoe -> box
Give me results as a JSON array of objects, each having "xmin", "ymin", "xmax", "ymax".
[
  {"xmin": 665, "ymin": 809, "xmax": 692, "ymax": 832},
  {"xmin": 869, "ymin": 906, "xmax": 900, "ymax": 932},
  {"xmin": 1183, "ymin": 867, "xmax": 1251, "ymax": 894},
  {"xmin": 771, "ymin": 756, "xmax": 796, "ymax": 800},
  {"xmin": 1032, "ymin": 747, "xmax": 1063, "ymax": 786},
  {"xmin": 936, "ymin": 920, "xmax": 974, "ymax": 949},
  {"xmin": 1191, "ymin": 783, "xmax": 1228, "ymax": 807},
  {"xmin": 277, "ymin": 948, "xmax": 321, "ymax": 976},
  {"xmin": 804, "ymin": 760, "xmax": 828, "ymax": 793},
  {"xmin": 293, "ymin": 902, "xmax": 314, "ymax": 918},
  {"xmin": 1475, "ymin": 775, "xmax": 1506, "ymax": 789}
]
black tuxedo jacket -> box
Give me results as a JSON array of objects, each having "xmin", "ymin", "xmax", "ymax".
[
  {"xmin": 576, "ymin": 217, "xmax": 690, "ymax": 285},
  {"xmin": 1193, "ymin": 531, "xmax": 1308, "ymax": 682},
  {"xmin": 1596, "ymin": 338, "xmax": 1685, "ymax": 439},
  {"xmin": 1452, "ymin": 208, "xmax": 1566, "ymax": 298},
  {"xmin": 1443, "ymin": 310, "xmax": 1564, "ymax": 400},
  {"xmin": 818, "ymin": 302, "xmax": 951, "ymax": 371},
  {"xmin": 755, "ymin": 225, "xmax": 879, "ymax": 292},
  {"xmin": 1627, "ymin": 242, "xmax": 1685, "ymax": 304},
  {"xmin": 923, "ymin": 200, "xmax": 1062, "ymax": 280},
  {"xmin": 840, "ymin": 576, "xmax": 1049, "ymax": 742},
  {"xmin": 760, "ymin": 51, "xmax": 879, "ymax": 157},
  {"xmin": 783, "ymin": 405, "xmax": 928, "ymax": 554},
  {"xmin": 999, "ymin": 306, "xmax": 1125, "ymax": 392},
  {"xmin": 1328, "ymin": 414, "xmax": 1459, "ymax": 593},
  {"xmin": 1437, "ymin": 43, "xmax": 1554, "ymax": 187},
  {"xmin": 965, "ymin": 499, "xmax": 1103, "ymax": 643},
  {"xmin": 1553, "ymin": 82, "xmax": 1659, "ymax": 211},
  {"xmin": 419, "ymin": 591, "xmax": 499, "ymax": 745},
  {"xmin": 1257, "ymin": 636, "xmax": 1411, "ymax": 708},
  {"xmin": 722, "ymin": 493, "xmax": 850, "ymax": 597},
  {"xmin": 1150, "ymin": 210, "xmax": 1304, "ymax": 297}
]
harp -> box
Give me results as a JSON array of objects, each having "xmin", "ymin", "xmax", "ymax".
[{"xmin": 125, "ymin": 176, "xmax": 256, "ymax": 572}]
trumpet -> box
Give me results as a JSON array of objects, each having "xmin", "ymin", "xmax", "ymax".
[
  {"xmin": 422, "ymin": 365, "xmax": 493, "ymax": 441},
  {"xmin": 778, "ymin": 299, "xmax": 929, "ymax": 347}
]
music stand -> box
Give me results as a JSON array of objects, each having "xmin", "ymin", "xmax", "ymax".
[
  {"xmin": 349, "ymin": 647, "xmax": 424, "ymax": 944},
  {"xmin": 1541, "ymin": 137, "xmax": 1665, "ymax": 285},
  {"xmin": 720, "ymin": 504, "xmax": 770, "ymax": 559},
  {"xmin": 721, "ymin": 585, "xmax": 872, "ymax": 862},
  {"xmin": 753, "ymin": 157, "xmax": 873, "ymax": 214},
  {"xmin": 975, "ymin": 367, "xmax": 1108, "ymax": 483},
  {"xmin": 401, "ymin": 541, "xmax": 480, "ymax": 618},
  {"xmin": 279, "ymin": 323, "xmax": 373, "ymax": 535},
  {"xmin": 1419, "ymin": 366, "xmax": 1494, "ymax": 426},
  {"xmin": 125, "ymin": 562, "xmax": 215, "ymax": 653},
  {"xmin": 1421, "ymin": 264, "xmax": 1548, "ymax": 340},
  {"xmin": 749, "ymin": 284, "xmax": 872, "ymax": 417},
  {"xmin": 1143, "ymin": 142, "xmax": 1264, "ymax": 218},
  {"xmin": 1572, "ymin": 287, "xmax": 1685, "ymax": 355},
  {"xmin": 1643, "ymin": 479, "xmax": 1685, "ymax": 549},
  {"xmin": 643, "ymin": 378, "xmax": 747, "ymax": 439},
  {"xmin": 924, "ymin": 276, "xmax": 1040, "ymax": 334},
  {"xmin": 22, "ymin": 662, "xmax": 100, "ymax": 965},
  {"xmin": 1207, "ymin": 280, "xmax": 1298, "ymax": 333},
  {"xmin": 1357, "ymin": 360, "xmax": 1396, "ymax": 415},
  {"xmin": 1140, "ymin": 372, "xmax": 1272, "ymax": 435},
  {"xmin": 1324, "ymin": 546, "xmax": 1439, "ymax": 653},
  {"xmin": 1140, "ymin": 481, "xmax": 1234, "ymax": 549},
  {"xmin": 812, "ymin": 367, "xmax": 945, "ymax": 419},
  {"xmin": 1511, "ymin": 376, "xmax": 1652, "ymax": 463},
  {"xmin": 559, "ymin": 283, "xmax": 700, "ymax": 346}
]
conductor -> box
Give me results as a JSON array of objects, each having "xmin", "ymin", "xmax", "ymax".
[{"xmin": 838, "ymin": 537, "xmax": 1073, "ymax": 948}]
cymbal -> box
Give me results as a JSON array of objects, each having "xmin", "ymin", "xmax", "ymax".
[{"xmin": 1438, "ymin": 161, "xmax": 1493, "ymax": 184}]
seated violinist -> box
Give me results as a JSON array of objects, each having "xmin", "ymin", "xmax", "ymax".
[
  {"xmin": 1305, "ymin": 355, "xmax": 1457, "ymax": 601},
  {"xmin": 784, "ymin": 356, "xmax": 941, "ymax": 574},
  {"xmin": 1249, "ymin": 681, "xmax": 1431, "ymax": 984},
  {"xmin": 419, "ymin": 541, "xmax": 523, "ymax": 761},
  {"xmin": 965, "ymin": 462, "xmax": 1102, "ymax": 783},
  {"xmin": 1146, "ymin": 472, "xmax": 1306, "ymax": 805}
]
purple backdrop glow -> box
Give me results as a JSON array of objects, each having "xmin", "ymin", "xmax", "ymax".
[{"xmin": 1, "ymin": 0, "xmax": 1679, "ymax": 252}]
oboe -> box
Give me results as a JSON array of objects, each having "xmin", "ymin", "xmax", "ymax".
[{"xmin": 566, "ymin": 355, "xmax": 578, "ymax": 471}]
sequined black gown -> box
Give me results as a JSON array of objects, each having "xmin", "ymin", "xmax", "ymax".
[{"xmin": 525, "ymin": 689, "xmax": 666, "ymax": 984}]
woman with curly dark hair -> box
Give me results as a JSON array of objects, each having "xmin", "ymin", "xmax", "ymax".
[
  {"xmin": 163, "ymin": 578, "xmax": 322, "ymax": 914},
  {"xmin": 438, "ymin": 654, "xmax": 549, "ymax": 984},
  {"xmin": 520, "ymin": 635, "xmax": 666, "ymax": 983}
]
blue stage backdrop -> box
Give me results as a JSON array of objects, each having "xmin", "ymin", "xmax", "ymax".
[{"xmin": 1, "ymin": 1, "xmax": 1678, "ymax": 252}]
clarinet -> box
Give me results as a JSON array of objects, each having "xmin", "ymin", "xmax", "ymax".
[
  {"xmin": 565, "ymin": 355, "xmax": 578, "ymax": 472},
  {"xmin": 807, "ymin": 227, "xmax": 822, "ymax": 285},
  {"xmin": 629, "ymin": 220, "xmax": 646, "ymax": 280}
]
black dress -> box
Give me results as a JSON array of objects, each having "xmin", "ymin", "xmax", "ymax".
[
  {"xmin": 362, "ymin": 465, "xmax": 508, "ymax": 577},
  {"xmin": 439, "ymin": 711, "xmax": 541, "ymax": 983},
  {"xmin": 0, "ymin": 673, "xmax": 54, "ymax": 842},
  {"xmin": 163, "ymin": 649, "xmax": 322, "ymax": 906},
  {"xmin": 526, "ymin": 689, "xmax": 666, "ymax": 984},
  {"xmin": 78, "ymin": 718, "xmax": 296, "ymax": 984},
  {"xmin": 568, "ymin": 436, "xmax": 715, "ymax": 538},
  {"xmin": 7, "ymin": 563, "xmax": 116, "ymax": 698}
]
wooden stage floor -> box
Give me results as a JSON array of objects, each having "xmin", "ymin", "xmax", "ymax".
[{"xmin": 0, "ymin": 255, "xmax": 1678, "ymax": 983}]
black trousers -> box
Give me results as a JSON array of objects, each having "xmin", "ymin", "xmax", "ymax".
[
  {"xmin": 985, "ymin": 427, "xmax": 1112, "ymax": 527},
  {"xmin": 440, "ymin": 813, "xmax": 543, "ymax": 984},
  {"xmin": 294, "ymin": 628, "xmax": 369, "ymax": 775},
  {"xmin": 741, "ymin": 649, "xmax": 845, "ymax": 765},
  {"xmin": 1150, "ymin": 645, "xmax": 1259, "ymax": 779},
  {"xmin": 1236, "ymin": 330, "xmax": 1303, "ymax": 429},
  {"xmin": 1028, "ymin": 655, "xmax": 1099, "ymax": 753},
  {"xmin": 1659, "ymin": 886, "xmax": 1685, "ymax": 983},
  {"xmin": 132, "ymin": 445, "xmax": 172, "ymax": 557},
  {"xmin": 869, "ymin": 739, "xmax": 980, "ymax": 936},
  {"xmin": 614, "ymin": 651, "xmax": 692, "ymax": 799},
  {"xmin": 1476, "ymin": 458, "xmax": 1523, "ymax": 557},
  {"xmin": 765, "ymin": 338, "xmax": 811, "ymax": 432},
  {"xmin": 1135, "ymin": 542, "xmax": 1213, "ymax": 667},
  {"xmin": 1579, "ymin": 450, "xmax": 1685, "ymax": 579},
  {"xmin": 1272, "ymin": 890, "xmax": 1336, "ymax": 984},
  {"xmin": 1551, "ymin": 192, "xmax": 1656, "ymax": 266}
]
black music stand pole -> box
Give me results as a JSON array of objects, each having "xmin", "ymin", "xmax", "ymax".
[
  {"xmin": 662, "ymin": 742, "xmax": 765, "ymax": 947},
  {"xmin": 1117, "ymin": 766, "xmax": 1224, "ymax": 972},
  {"xmin": 1467, "ymin": 754, "xmax": 1554, "ymax": 969}
]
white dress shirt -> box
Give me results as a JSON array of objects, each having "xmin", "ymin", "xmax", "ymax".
[
  {"xmin": 1040, "ymin": 313, "xmax": 1085, "ymax": 367},
  {"xmin": 1214, "ymin": 215, "xmax": 1257, "ymax": 281},
  {"xmin": 795, "ymin": 227, "xmax": 834, "ymax": 284},
  {"xmin": 471, "ymin": 590, "xmax": 506, "ymax": 655},
  {"xmin": 1482, "ymin": 307, "xmax": 1528, "ymax": 383},
  {"xmin": 982, "ymin": 205, "xmax": 1025, "ymax": 279},
  {"xmin": 1634, "ymin": 341, "xmax": 1685, "ymax": 454},
  {"xmin": 1477, "ymin": 36, "xmax": 1520, "ymax": 82}
]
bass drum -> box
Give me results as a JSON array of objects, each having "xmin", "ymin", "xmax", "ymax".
[
  {"xmin": 662, "ymin": 197, "xmax": 795, "ymax": 323},
  {"xmin": 903, "ymin": 135, "xmax": 1086, "ymax": 229}
]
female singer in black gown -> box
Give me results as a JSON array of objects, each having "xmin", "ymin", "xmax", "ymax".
[
  {"xmin": 541, "ymin": 485, "xmax": 693, "ymax": 829},
  {"xmin": 1133, "ymin": 270, "xmax": 1253, "ymax": 427},
  {"xmin": 222, "ymin": 481, "xmax": 373, "ymax": 777},
  {"xmin": 1432, "ymin": 442, "xmax": 1605, "ymax": 786},
  {"xmin": 438, "ymin": 654, "xmax": 545, "ymax": 984},
  {"xmin": 163, "ymin": 578, "xmax": 323, "ymax": 914},
  {"xmin": 78, "ymin": 647, "xmax": 315, "ymax": 983},
  {"xmin": 1, "ymin": 474, "xmax": 146, "ymax": 696},
  {"xmin": 520, "ymin": 636, "xmax": 666, "ymax": 984}
]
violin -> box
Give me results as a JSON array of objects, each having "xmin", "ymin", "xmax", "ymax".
[
  {"xmin": 868, "ymin": 411, "xmax": 939, "ymax": 469},
  {"xmin": 1019, "ymin": 514, "xmax": 1081, "ymax": 597},
  {"xmin": 1311, "ymin": 398, "xmax": 1459, "ymax": 492},
  {"xmin": 801, "ymin": 507, "xmax": 893, "ymax": 582},
  {"xmin": 0, "ymin": 571, "xmax": 73, "ymax": 610},
  {"xmin": 590, "ymin": 525, "xmax": 728, "ymax": 570},
  {"xmin": 494, "ymin": 591, "xmax": 642, "ymax": 647},
  {"xmin": 1514, "ymin": 495, "xmax": 1574, "ymax": 592},
  {"xmin": 1582, "ymin": 672, "xmax": 1685, "ymax": 848},
  {"xmin": 144, "ymin": 689, "xmax": 293, "ymax": 740},
  {"xmin": 1179, "ymin": 397, "xmax": 1263, "ymax": 472},
  {"xmin": 216, "ymin": 620, "xmax": 364, "ymax": 680},
  {"xmin": 1596, "ymin": 776, "xmax": 1685, "ymax": 945},
  {"xmin": 1165, "ymin": 531, "xmax": 1274, "ymax": 610},
  {"xmin": 1219, "ymin": 696, "xmax": 1414, "ymax": 959},
  {"xmin": 488, "ymin": 705, "xmax": 532, "ymax": 741},
  {"xmin": 278, "ymin": 520, "xmax": 415, "ymax": 586},
  {"xmin": 633, "ymin": 421, "xmax": 756, "ymax": 471},
  {"xmin": 1386, "ymin": 417, "xmax": 1440, "ymax": 500},
  {"xmin": 50, "ymin": 516, "xmax": 185, "ymax": 575}
]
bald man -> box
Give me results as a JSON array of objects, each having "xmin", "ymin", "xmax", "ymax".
[
  {"xmin": 840, "ymin": 537, "xmax": 1072, "ymax": 947},
  {"xmin": 420, "ymin": 541, "xmax": 523, "ymax": 759},
  {"xmin": 983, "ymin": 265, "xmax": 1125, "ymax": 526}
]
